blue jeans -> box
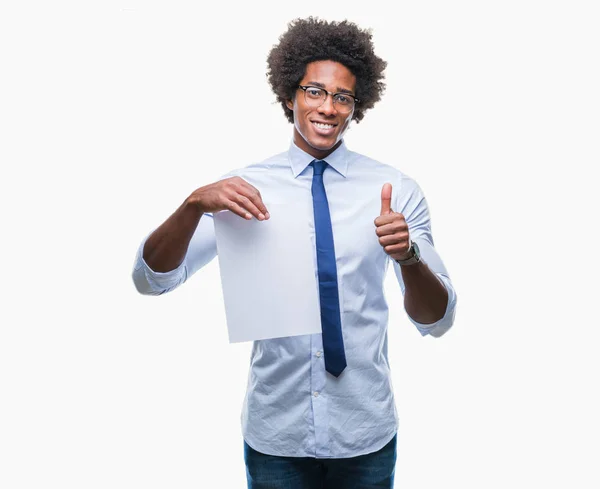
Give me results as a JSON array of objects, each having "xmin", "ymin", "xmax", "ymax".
[{"xmin": 244, "ymin": 434, "xmax": 397, "ymax": 489}]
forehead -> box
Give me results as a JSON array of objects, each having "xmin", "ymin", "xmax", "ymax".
[{"xmin": 300, "ymin": 60, "xmax": 357, "ymax": 92}]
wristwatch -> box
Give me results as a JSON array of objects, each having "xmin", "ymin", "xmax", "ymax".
[{"xmin": 395, "ymin": 241, "xmax": 421, "ymax": 266}]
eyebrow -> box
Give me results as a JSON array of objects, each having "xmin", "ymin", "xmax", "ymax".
[{"xmin": 305, "ymin": 81, "xmax": 355, "ymax": 95}]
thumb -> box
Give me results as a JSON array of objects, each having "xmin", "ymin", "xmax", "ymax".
[{"xmin": 380, "ymin": 183, "xmax": 393, "ymax": 215}]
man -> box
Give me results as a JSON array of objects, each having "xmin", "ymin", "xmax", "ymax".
[{"xmin": 132, "ymin": 17, "xmax": 456, "ymax": 489}]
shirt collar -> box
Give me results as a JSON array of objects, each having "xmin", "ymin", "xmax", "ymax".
[{"xmin": 288, "ymin": 139, "xmax": 349, "ymax": 178}]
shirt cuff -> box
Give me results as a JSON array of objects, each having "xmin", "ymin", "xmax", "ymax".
[
  {"xmin": 410, "ymin": 273, "xmax": 457, "ymax": 337},
  {"xmin": 133, "ymin": 237, "xmax": 188, "ymax": 291}
]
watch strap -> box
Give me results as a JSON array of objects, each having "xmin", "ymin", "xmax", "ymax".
[{"xmin": 395, "ymin": 241, "xmax": 421, "ymax": 266}]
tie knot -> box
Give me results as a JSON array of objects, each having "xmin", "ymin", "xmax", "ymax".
[{"xmin": 311, "ymin": 160, "xmax": 327, "ymax": 176}]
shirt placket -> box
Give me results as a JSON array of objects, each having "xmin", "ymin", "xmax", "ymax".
[{"xmin": 310, "ymin": 332, "xmax": 330, "ymax": 457}]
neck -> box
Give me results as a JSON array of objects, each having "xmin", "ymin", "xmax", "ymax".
[{"xmin": 293, "ymin": 131, "xmax": 342, "ymax": 160}]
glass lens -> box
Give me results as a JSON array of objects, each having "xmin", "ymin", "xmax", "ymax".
[
  {"xmin": 333, "ymin": 94, "xmax": 354, "ymax": 109},
  {"xmin": 304, "ymin": 87, "xmax": 326, "ymax": 105},
  {"xmin": 302, "ymin": 87, "xmax": 354, "ymax": 113}
]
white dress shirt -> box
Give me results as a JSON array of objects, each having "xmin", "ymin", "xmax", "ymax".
[{"xmin": 132, "ymin": 139, "xmax": 457, "ymax": 458}]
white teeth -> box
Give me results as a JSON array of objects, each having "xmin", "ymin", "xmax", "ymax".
[{"xmin": 313, "ymin": 122, "xmax": 334, "ymax": 129}]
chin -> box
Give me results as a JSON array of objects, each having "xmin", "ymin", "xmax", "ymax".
[
  {"xmin": 309, "ymin": 140, "xmax": 336, "ymax": 151},
  {"xmin": 294, "ymin": 123, "xmax": 345, "ymax": 156},
  {"xmin": 307, "ymin": 134, "xmax": 341, "ymax": 150}
]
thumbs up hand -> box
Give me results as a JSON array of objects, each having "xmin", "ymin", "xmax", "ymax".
[{"xmin": 374, "ymin": 183, "xmax": 412, "ymax": 261}]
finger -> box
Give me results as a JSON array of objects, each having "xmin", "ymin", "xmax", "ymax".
[
  {"xmin": 378, "ymin": 232, "xmax": 410, "ymax": 247},
  {"xmin": 375, "ymin": 220, "xmax": 408, "ymax": 237},
  {"xmin": 374, "ymin": 212, "xmax": 404, "ymax": 228},
  {"xmin": 380, "ymin": 183, "xmax": 392, "ymax": 215},
  {"xmin": 384, "ymin": 243, "xmax": 410, "ymax": 255},
  {"xmin": 225, "ymin": 200, "xmax": 253, "ymax": 220},
  {"xmin": 238, "ymin": 184, "xmax": 270, "ymax": 219},
  {"xmin": 232, "ymin": 193, "xmax": 266, "ymax": 220}
]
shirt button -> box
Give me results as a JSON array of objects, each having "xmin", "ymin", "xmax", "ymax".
[
  {"xmin": 313, "ymin": 391, "xmax": 319, "ymax": 397},
  {"xmin": 316, "ymin": 351, "xmax": 322, "ymax": 357}
]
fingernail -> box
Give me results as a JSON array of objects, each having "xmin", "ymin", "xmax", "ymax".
[
  {"xmin": 265, "ymin": 212, "xmax": 270, "ymax": 219},
  {"xmin": 258, "ymin": 213, "xmax": 265, "ymax": 220}
]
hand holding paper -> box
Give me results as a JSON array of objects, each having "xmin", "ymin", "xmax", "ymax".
[{"xmin": 188, "ymin": 176, "xmax": 270, "ymax": 221}]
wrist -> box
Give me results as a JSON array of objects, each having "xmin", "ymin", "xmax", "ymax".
[
  {"xmin": 394, "ymin": 241, "xmax": 421, "ymax": 266},
  {"xmin": 183, "ymin": 197, "xmax": 206, "ymax": 215}
]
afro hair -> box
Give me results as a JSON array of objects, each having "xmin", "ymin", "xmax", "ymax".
[{"xmin": 267, "ymin": 17, "xmax": 387, "ymax": 124}]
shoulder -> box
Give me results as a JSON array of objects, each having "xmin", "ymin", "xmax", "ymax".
[
  {"xmin": 348, "ymin": 150, "xmax": 428, "ymax": 215},
  {"xmin": 347, "ymin": 149, "xmax": 422, "ymax": 193},
  {"xmin": 217, "ymin": 150, "xmax": 289, "ymax": 181}
]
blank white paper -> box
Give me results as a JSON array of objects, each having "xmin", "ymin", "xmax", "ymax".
[{"xmin": 213, "ymin": 202, "xmax": 322, "ymax": 343}]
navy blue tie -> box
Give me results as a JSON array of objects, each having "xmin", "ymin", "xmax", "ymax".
[{"xmin": 311, "ymin": 160, "xmax": 347, "ymax": 377}]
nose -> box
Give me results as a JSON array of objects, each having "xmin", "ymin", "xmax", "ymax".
[{"xmin": 318, "ymin": 93, "xmax": 337, "ymax": 116}]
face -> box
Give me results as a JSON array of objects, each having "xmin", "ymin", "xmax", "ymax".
[{"xmin": 286, "ymin": 60, "xmax": 357, "ymax": 160}]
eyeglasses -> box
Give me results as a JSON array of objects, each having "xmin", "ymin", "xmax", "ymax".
[{"xmin": 298, "ymin": 85, "xmax": 360, "ymax": 113}]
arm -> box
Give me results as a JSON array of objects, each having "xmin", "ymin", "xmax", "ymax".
[
  {"xmin": 391, "ymin": 243, "xmax": 457, "ymax": 338},
  {"xmin": 131, "ymin": 200, "xmax": 216, "ymax": 296},
  {"xmin": 376, "ymin": 177, "xmax": 457, "ymax": 337},
  {"xmin": 396, "ymin": 259, "xmax": 448, "ymax": 325},
  {"xmin": 143, "ymin": 198, "xmax": 205, "ymax": 273},
  {"xmin": 132, "ymin": 176, "xmax": 270, "ymax": 296}
]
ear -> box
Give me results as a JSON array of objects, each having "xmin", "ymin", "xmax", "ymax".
[{"xmin": 285, "ymin": 99, "xmax": 294, "ymax": 111}]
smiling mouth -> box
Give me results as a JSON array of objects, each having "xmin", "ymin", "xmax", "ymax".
[{"xmin": 312, "ymin": 121, "xmax": 337, "ymax": 131}]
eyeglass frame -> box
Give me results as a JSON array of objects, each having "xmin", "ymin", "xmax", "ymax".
[{"xmin": 297, "ymin": 85, "xmax": 360, "ymax": 112}]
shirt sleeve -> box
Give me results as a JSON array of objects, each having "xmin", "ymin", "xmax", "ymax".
[
  {"xmin": 131, "ymin": 212, "xmax": 218, "ymax": 296},
  {"xmin": 391, "ymin": 174, "xmax": 457, "ymax": 337},
  {"xmin": 131, "ymin": 167, "xmax": 246, "ymax": 295}
]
